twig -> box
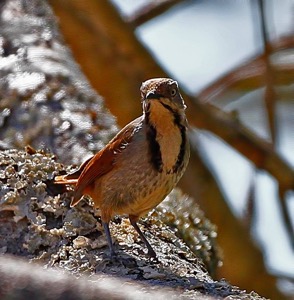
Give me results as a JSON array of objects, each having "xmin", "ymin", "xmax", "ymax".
[
  {"xmin": 127, "ymin": 0, "xmax": 184, "ymax": 27},
  {"xmin": 256, "ymin": 0, "xmax": 276, "ymax": 144},
  {"xmin": 197, "ymin": 35, "xmax": 294, "ymax": 102},
  {"xmin": 184, "ymin": 97, "xmax": 294, "ymax": 193}
]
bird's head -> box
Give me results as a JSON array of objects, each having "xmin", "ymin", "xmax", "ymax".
[{"xmin": 140, "ymin": 78, "xmax": 186, "ymax": 113}]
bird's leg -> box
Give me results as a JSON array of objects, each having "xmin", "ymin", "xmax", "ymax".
[
  {"xmin": 129, "ymin": 215, "xmax": 156, "ymax": 258},
  {"xmin": 102, "ymin": 221, "xmax": 116, "ymax": 258}
]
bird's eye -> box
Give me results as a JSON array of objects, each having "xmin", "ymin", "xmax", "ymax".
[{"xmin": 171, "ymin": 88, "xmax": 177, "ymax": 97}]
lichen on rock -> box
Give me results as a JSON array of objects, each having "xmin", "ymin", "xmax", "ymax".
[{"xmin": 0, "ymin": 148, "xmax": 266, "ymax": 299}]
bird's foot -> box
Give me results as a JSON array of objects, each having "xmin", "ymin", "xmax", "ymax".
[
  {"xmin": 109, "ymin": 250, "xmax": 118, "ymax": 261},
  {"xmin": 147, "ymin": 248, "xmax": 157, "ymax": 258}
]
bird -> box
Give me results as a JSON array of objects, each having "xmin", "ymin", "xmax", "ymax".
[{"xmin": 55, "ymin": 78, "xmax": 190, "ymax": 258}]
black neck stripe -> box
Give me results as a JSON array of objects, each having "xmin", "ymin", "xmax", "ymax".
[
  {"xmin": 145, "ymin": 101, "xmax": 187, "ymax": 173},
  {"xmin": 173, "ymin": 123, "xmax": 186, "ymax": 173},
  {"xmin": 160, "ymin": 102, "xmax": 187, "ymax": 173},
  {"xmin": 145, "ymin": 106, "xmax": 163, "ymax": 172}
]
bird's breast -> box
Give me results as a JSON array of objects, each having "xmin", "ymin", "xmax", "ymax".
[
  {"xmin": 146, "ymin": 101, "xmax": 188, "ymax": 173},
  {"xmin": 155, "ymin": 121, "xmax": 182, "ymax": 172}
]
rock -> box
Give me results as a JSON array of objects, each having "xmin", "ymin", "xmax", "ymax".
[
  {"xmin": 0, "ymin": 0, "xmax": 117, "ymax": 164},
  {"xmin": 0, "ymin": 148, "xmax": 265, "ymax": 299}
]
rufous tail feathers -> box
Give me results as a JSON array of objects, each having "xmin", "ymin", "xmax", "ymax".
[
  {"xmin": 54, "ymin": 157, "xmax": 94, "ymax": 207},
  {"xmin": 55, "ymin": 174, "xmax": 82, "ymax": 207},
  {"xmin": 54, "ymin": 175, "xmax": 78, "ymax": 185}
]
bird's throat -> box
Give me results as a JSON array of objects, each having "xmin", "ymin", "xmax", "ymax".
[{"xmin": 145, "ymin": 101, "xmax": 186, "ymax": 173}]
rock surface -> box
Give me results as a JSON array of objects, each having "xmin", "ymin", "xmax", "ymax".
[
  {"xmin": 0, "ymin": 148, "xmax": 265, "ymax": 299},
  {"xmin": 0, "ymin": 0, "xmax": 117, "ymax": 164}
]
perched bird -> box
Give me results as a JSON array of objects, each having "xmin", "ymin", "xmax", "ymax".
[{"xmin": 55, "ymin": 78, "xmax": 190, "ymax": 258}]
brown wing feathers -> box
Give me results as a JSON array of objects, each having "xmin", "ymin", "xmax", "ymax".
[
  {"xmin": 55, "ymin": 119, "xmax": 138, "ymax": 207},
  {"xmin": 71, "ymin": 147, "xmax": 116, "ymax": 206}
]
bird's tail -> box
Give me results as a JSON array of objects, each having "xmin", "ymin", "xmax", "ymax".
[
  {"xmin": 54, "ymin": 175, "xmax": 78, "ymax": 185},
  {"xmin": 54, "ymin": 156, "xmax": 93, "ymax": 207},
  {"xmin": 54, "ymin": 156, "xmax": 93, "ymax": 185},
  {"xmin": 55, "ymin": 173, "xmax": 81, "ymax": 207}
]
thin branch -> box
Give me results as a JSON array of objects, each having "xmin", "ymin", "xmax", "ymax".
[
  {"xmin": 197, "ymin": 35, "xmax": 294, "ymax": 103},
  {"xmin": 127, "ymin": 0, "xmax": 185, "ymax": 27},
  {"xmin": 279, "ymin": 188, "xmax": 294, "ymax": 249},
  {"xmin": 257, "ymin": 0, "xmax": 276, "ymax": 144},
  {"xmin": 242, "ymin": 171, "xmax": 257, "ymax": 228},
  {"xmin": 184, "ymin": 97, "xmax": 294, "ymax": 191}
]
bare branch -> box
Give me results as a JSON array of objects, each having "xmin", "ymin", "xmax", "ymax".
[{"xmin": 127, "ymin": 0, "xmax": 184, "ymax": 27}]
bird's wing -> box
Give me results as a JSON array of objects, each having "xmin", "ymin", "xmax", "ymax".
[{"xmin": 71, "ymin": 116, "xmax": 143, "ymax": 206}]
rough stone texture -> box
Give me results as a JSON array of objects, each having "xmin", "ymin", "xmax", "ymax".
[
  {"xmin": 155, "ymin": 193, "xmax": 220, "ymax": 275},
  {"xmin": 0, "ymin": 0, "xmax": 117, "ymax": 164},
  {"xmin": 0, "ymin": 148, "xmax": 265, "ymax": 299},
  {"xmin": 0, "ymin": 255, "xmax": 215, "ymax": 300}
]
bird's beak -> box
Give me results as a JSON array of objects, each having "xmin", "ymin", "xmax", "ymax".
[{"xmin": 145, "ymin": 91, "xmax": 162, "ymax": 100}]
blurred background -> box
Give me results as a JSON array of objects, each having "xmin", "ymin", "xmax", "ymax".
[{"xmin": 47, "ymin": 0, "xmax": 294, "ymax": 298}]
